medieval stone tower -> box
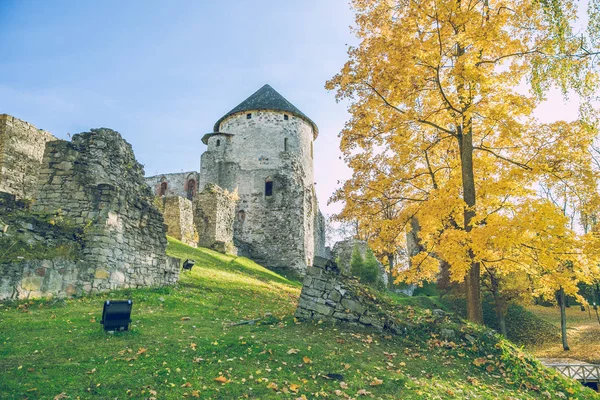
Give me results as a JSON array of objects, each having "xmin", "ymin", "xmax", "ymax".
[{"xmin": 198, "ymin": 84, "xmax": 325, "ymax": 273}]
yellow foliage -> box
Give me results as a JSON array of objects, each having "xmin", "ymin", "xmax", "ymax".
[{"xmin": 328, "ymin": 0, "xmax": 600, "ymax": 306}]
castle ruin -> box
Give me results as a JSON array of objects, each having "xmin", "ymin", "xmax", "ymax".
[
  {"xmin": 0, "ymin": 120, "xmax": 179, "ymax": 300},
  {"xmin": 147, "ymin": 84, "xmax": 327, "ymax": 274}
]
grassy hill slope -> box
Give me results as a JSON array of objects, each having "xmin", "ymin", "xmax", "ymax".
[{"xmin": 0, "ymin": 238, "xmax": 597, "ymax": 399}]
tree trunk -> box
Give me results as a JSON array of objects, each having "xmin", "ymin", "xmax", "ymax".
[
  {"xmin": 558, "ymin": 287, "xmax": 570, "ymax": 351},
  {"xmin": 457, "ymin": 122, "xmax": 483, "ymax": 324},
  {"xmin": 490, "ymin": 272, "xmax": 507, "ymax": 336}
]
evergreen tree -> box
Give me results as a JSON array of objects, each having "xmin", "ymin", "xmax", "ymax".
[
  {"xmin": 362, "ymin": 249, "xmax": 381, "ymax": 285},
  {"xmin": 350, "ymin": 246, "xmax": 364, "ymax": 278}
]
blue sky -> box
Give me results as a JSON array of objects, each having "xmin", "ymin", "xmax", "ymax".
[
  {"xmin": 0, "ymin": 0, "xmax": 356, "ymax": 215},
  {"xmin": 0, "ymin": 1, "xmax": 585, "ymax": 218}
]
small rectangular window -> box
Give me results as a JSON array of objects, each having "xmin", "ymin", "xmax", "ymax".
[
  {"xmin": 284, "ymin": 138, "xmax": 288, "ymax": 152},
  {"xmin": 246, "ymin": 113, "xmax": 252, "ymax": 119},
  {"xmin": 284, "ymin": 114, "xmax": 289, "ymax": 120},
  {"xmin": 265, "ymin": 181, "xmax": 273, "ymax": 196}
]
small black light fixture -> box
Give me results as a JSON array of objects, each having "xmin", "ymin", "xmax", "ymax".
[
  {"xmin": 100, "ymin": 300, "xmax": 133, "ymax": 332},
  {"xmin": 581, "ymin": 305, "xmax": 586, "ymax": 312},
  {"xmin": 182, "ymin": 259, "xmax": 195, "ymax": 271}
]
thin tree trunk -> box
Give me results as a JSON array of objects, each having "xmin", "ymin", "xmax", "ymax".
[
  {"xmin": 558, "ymin": 287, "xmax": 570, "ymax": 351},
  {"xmin": 457, "ymin": 121, "xmax": 483, "ymax": 324},
  {"xmin": 490, "ymin": 273, "xmax": 507, "ymax": 336}
]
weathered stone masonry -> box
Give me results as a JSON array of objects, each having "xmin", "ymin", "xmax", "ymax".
[
  {"xmin": 0, "ymin": 128, "xmax": 180, "ymax": 300},
  {"xmin": 193, "ymin": 183, "xmax": 237, "ymax": 254},
  {"xmin": 295, "ymin": 260, "xmax": 389, "ymax": 331},
  {"xmin": 155, "ymin": 195, "xmax": 197, "ymax": 247},
  {"xmin": 0, "ymin": 114, "xmax": 56, "ymax": 199}
]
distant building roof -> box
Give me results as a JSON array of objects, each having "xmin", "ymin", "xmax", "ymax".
[{"xmin": 213, "ymin": 84, "xmax": 318, "ymax": 137}]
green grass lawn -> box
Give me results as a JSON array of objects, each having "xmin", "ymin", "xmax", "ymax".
[{"xmin": 0, "ymin": 238, "xmax": 597, "ymax": 399}]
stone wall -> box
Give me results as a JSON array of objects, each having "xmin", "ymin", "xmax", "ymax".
[
  {"xmin": 313, "ymin": 209, "xmax": 329, "ymax": 259},
  {"xmin": 296, "ymin": 260, "xmax": 457, "ymax": 339},
  {"xmin": 145, "ymin": 171, "xmax": 199, "ymax": 199},
  {"xmin": 0, "ymin": 114, "xmax": 56, "ymax": 199},
  {"xmin": 26, "ymin": 128, "xmax": 180, "ymax": 295},
  {"xmin": 1, "ymin": 259, "xmax": 86, "ymax": 300},
  {"xmin": 295, "ymin": 260, "xmax": 389, "ymax": 331},
  {"xmin": 155, "ymin": 196, "xmax": 197, "ymax": 247},
  {"xmin": 194, "ymin": 183, "xmax": 237, "ymax": 254}
]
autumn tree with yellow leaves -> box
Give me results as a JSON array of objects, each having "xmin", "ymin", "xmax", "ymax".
[{"xmin": 328, "ymin": 0, "xmax": 600, "ymax": 324}]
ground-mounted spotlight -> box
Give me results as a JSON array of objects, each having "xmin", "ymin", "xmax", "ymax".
[
  {"xmin": 182, "ymin": 259, "xmax": 195, "ymax": 272},
  {"xmin": 581, "ymin": 305, "xmax": 586, "ymax": 312},
  {"xmin": 100, "ymin": 300, "xmax": 133, "ymax": 332}
]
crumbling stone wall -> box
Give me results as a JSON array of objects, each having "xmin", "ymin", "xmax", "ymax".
[
  {"xmin": 28, "ymin": 128, "xmax": 179, "ymax": 294},
  {"xmin": 194, "ymin": 183, "xmax": 237, "ymax": 254},
  {"xmin": 0, "ymin": 114, "xmax": 56, "ymax": 199},
  {"xmin": 145, "ymin": 171, "xmax": 199, "ymax": 199},
  {"xmin": 1, "ymin": 259, "xmax": 87, "ymax": 300},
  {"xmin": 155, "ymin": 196, "xmax": 197, "ymax": 247},
  {"xmin": 313, "ymin": 210, "xmax": 329, "ymax": 259},
  {"xmin": 296, "ymin": 260, "xmax": 389, "ymax": 330}
]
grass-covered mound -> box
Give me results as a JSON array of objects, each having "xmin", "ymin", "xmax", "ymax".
[
  {"xmin": 0, "ymin": 238, "xmax": 596, "ymax": 399},
  {"xmin": 439, "ymin": 295, "xmax": 560, "ymax": 346}
]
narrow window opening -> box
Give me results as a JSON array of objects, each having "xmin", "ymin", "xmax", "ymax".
[
  {"xmin": 246, "ymin": 113, "xmax": 252, "ymax": 119},
  {"xmin": 284, "ymin": 138, "xmax": 288, "ymax": 152},
  {"xmin": 237, "ymin": 210, "xmax": 246, "ymax": 222},
  {"xmin": 186, "ymin": 179, "xmax": 196, "ymax": 200},
  {"xmin": 160, "ymin": 182, "xmax": 167, "ymax": 196},
  {"xmin": 284, "ymin": 114, "xmax": 289, "ymax": 120},
  {"xmin": 216, "ymin": 139, "xmax": 221, "ymax": 147},
  {"xmin": 265, "ymin": 180, "xmax": 273, "ymax": 197}
]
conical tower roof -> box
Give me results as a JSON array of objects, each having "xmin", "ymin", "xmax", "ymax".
[{"xmin": 213, "ymin": 84, "xmax": 318, "ymax": 137}]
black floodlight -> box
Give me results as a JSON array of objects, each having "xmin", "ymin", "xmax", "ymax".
[
  {"xmin": 182, "ymin": 259, "xmax": 195, "ymax": 271},
  {"xmin": 100, "ymin": 300, "xmax": 133, "ymax": 332}
]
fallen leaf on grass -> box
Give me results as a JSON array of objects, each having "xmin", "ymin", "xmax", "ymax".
[
  {"xmin": 267, "ymin": 382, "xmax": 278, "ymax": 390},
  {"xmin": 191, "ymin": 390, "xmax": 200, "ymax": 397},
  {"xmin": 137, "ymin": 348, "xmax": 147, "ymax": 355},
  {"xmin": 214, "ymin": 376, "xmax": 229, "ymax": 384},
  {"xmin": 289, "ymin": 383, "xmax": 300, "ymax": 393},
  {"xmin": 369, "ymin": 378, "xmax": 383, "ymax": 386},
  {"xmin": 340, "ymin": 381, "xmax": 348, "ymax": 389},
  {"xmin": 287, "ymin": 348, "xmax": 300, "ymax": 354},
  {"xmin": 302, "ymin": 356, "xmax": 312, "ymax": 364},
  {"xmin": 86, "ymin": 368, "xmax": 96, "ymax": 374},
  {"xmin": 54, "ymin": 393, "xmax": 69, "ymax": 400},
  {"xmin": 190, "ymin": 343, "xmax": 197, "ymax": 350},
  {"xmin": 181, "ymin": 317, "xmax": 191, "ymax": 321},
  {"xmin": 181, "ymin": 382, "xmax": 192, "ymax": 387},
  {"xmin": 357, "ymin": 389, "xmax": 371, "ymax": 396},
  {"xmin": 473, "ymin": 358, "xmax": 486, "ymax": 367}
]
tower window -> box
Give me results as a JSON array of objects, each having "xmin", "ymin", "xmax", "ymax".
[
  {"xmin": 246, "ymin": 113, "xmax": 252, "ymax": 119},
  {"xmin": 265, "ymin": 180, "xmax": 273, "ymax": 197},
  {"xmin": 159, "ymin": 181, "xmax": 167, "ymax": 196},
  {"xmin": 186, "ymin": 179, "xmax": 196, "ymax": 200},
  {"xmin": 237, "ymin": 210, "xmax": 246, "ymax": 222},
  {"xmin": 216, "ymin": 139, "xmax": 221, "ymax": 147},
  {"xmin": 284, "ymin": 114, "xmax": 289, "ymax": 120},
  {"xmin": 284, "ymin": 138, "xmax": 288, "ymax": 152}
]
